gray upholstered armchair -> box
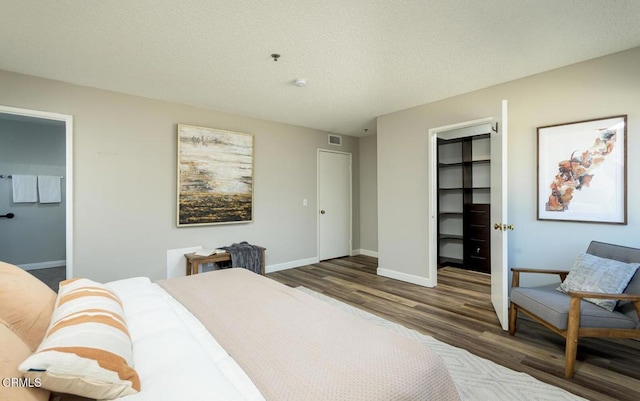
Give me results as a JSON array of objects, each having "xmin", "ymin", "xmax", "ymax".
[{"xmin": 509, "ymin": 241, "xmax": 640, "ymax": 378}]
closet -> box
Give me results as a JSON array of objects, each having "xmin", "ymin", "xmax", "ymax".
[{"xmin": 437, "ymin": 133, "xmax": 491, "ymax": 273}]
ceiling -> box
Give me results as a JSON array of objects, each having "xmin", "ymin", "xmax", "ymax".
[{"xmin": 1, "ymin": 1, "xmax": 640, "ymax": 137}]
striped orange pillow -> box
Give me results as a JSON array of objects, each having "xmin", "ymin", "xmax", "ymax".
[{"xmin": 19, "ymin": 278, "xmax": 140, "ymax": 400}]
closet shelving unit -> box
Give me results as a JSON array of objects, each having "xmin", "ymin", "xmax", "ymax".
[{"xmin": 437, "ymin": 133, "xmax": 491, "ymax": 272}]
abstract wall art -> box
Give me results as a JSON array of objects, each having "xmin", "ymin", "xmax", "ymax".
[
  {"xmin": 537, "ymin": 115, "xmax": 627, "ymax": 224},
  {"xmin": 177, "ymin": 124, "xmax": 254, "ymax": 226}
]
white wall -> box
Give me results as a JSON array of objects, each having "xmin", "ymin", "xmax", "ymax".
[
  {"xmin": 377, "ymin": 47, "xmax": 640, "ymax": 285},
  {"xmin": 0, "ymin": 118, "xmax": 66, "ymax": 266},
  {"xmin": 358, "ymin": 134, "xmax": 378, "ymax": 254},
  {"xmin": 0, "ymin": 70, "xmax": 359, "ymax": 282}
]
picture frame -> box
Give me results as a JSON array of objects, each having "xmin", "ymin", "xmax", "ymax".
[
  {"xmin": 177, "ymin": 124, "xmax": 254, "ymax": 226},
  {"xmin": 537, "ymin": 115, "xmax": 627, "ymax": 224}
]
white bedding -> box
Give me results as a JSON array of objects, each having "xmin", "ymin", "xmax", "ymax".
[{"xmin": 105, "ymin": 277, "xmax": 264, "ymax": 401}]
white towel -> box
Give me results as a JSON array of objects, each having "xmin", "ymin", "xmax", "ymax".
[
  {"xmin": 12, "ymin": 174, "xmax": 38, "ymax": 203},
  {"xmin": 38, "ymin": 175, "xmax": 62, "ymax": 203}
]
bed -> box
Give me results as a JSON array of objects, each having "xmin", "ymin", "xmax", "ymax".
[{"xmin": 0, "ymin": 261, "xmax": 460, "ymax": 401}]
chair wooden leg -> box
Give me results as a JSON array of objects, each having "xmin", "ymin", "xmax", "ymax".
[
  {"xmin": 564, "ymin": 332, "xmax": 578, "ymax": 378},
  {"xmin": 565, "ymin": 296, "xmax": 581, "ymax": 378},
  {"xmin": 508, "ymin": 302, "xmax": 517, "ymax": 335}
]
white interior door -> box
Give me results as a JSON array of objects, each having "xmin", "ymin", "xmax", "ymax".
[
  {"xmin": 318, "ymin": 150, "xmax": 351, "ymax": 260},
  {"xmin": 490, "ymin": 99, "xmax": 509, "ymax": 330}
]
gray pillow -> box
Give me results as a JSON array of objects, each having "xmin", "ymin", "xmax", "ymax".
[{"xmin": 557, "ymin": 252, "xmax": 640, "ymax": 311}]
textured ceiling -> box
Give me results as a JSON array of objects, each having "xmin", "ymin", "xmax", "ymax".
[{"xmin": 1, "ymin": 1, "xmax": 640, "ymax": 137}]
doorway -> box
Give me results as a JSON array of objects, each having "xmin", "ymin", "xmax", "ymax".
[
  {"xmin": 317, "ymin": 150, "xmax": 352, "ymax": 260},
  {"xmin": 435, "ymin": 124, "xmax": 492, "ymax": 273},
  {"xmin": 427, "ymin": 100, "xmax": 509, "ymax": 330},
  {"xmin": 0, "ymin": 105, "xmax": 73, "ymax": 282}
]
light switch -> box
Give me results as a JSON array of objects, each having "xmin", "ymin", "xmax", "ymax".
[{"xmin": 303, "ymin": 198, "xmax": 308, "ymax": 206}]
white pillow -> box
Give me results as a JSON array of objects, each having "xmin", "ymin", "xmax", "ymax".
[
  {"xmin": 19, "ymin": 278, "xmax": 140, "ymax": 400},
  {"xmin": 558, "ymin": 252, "xmax": 639, "ymax": 311}
]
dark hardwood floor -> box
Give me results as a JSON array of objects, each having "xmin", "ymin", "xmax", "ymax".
[
  {"xmin": 28, "ymin": 266, "xmax": 65, "ymax": 292},
  {"xmin": 268, "ymin": 255, "xmax": 640, "ymax": 401}
]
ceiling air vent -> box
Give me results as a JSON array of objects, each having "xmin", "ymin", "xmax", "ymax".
[{"xmin": 328, "ymin": 134, "xmax": 342, "ymax": 146}]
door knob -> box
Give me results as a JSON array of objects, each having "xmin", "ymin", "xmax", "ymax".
[
  {"xmin": 320, "ymin": 210, "xmax": 326, "ymax": 214},
  {"xmin": 0, "ymin": 213, "xmax": 15, "ymax": 219},
  {"xmin": 493, "ymin": 223, "xmax": 515, "ymax": 231}
]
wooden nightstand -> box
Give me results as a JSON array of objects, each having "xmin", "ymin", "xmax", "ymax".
[
  {"xmin": 184, "ymin": 247, "xmax": 266, "ymax": 276},
  {"xmin": 184, "ymin": 252, "xmax": 232, "ymax": 276}
]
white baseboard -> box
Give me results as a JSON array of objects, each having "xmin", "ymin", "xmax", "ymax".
[
  {"xmin": 19, "ymin": 260, "xmax": 66, "ymax": 271},
  {"xmin": 352, "ymin": 249, "xmax": 378, "ymax": 257},
  {"xmin": 266, "ymin": 257, "xmax": 319, "ymax": 274},
  {"xmin": 376, "ymin": 267, "xmax": 434, "ymax": 288}
]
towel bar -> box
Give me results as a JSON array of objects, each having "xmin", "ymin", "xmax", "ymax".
[{"xmin": 0, "ymin": 174, "xmax": 64, "ymax": 179}]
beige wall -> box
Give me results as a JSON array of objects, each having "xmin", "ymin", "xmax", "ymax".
[
  {"xmin": 378, "ymin": 47, "xmax": 640, "ymax": 284},
  {"xmin": 358, "ymin": 134, "xmax": 378, "ymax": 253},
  {"xmin": 0, "ymin": 70, "xmax": 359, "ymax": 282}
]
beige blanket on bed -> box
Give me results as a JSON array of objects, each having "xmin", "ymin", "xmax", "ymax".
[{"xmin": 157, "ymin": 268, "xmax": 460, "ymax": 401}]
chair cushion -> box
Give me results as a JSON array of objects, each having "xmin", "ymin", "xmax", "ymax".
[
  {"xmin": 624, "ymin": 269, "xmax": 640, "ymax": 295},
  {"xmin": 0, "ymin": 261, "xmax": 57, "ymax": 351},
  {"xmin": 0, "ymin": 324, "xmax": 50, "ymax": 401},
  {"xmin": 557, "ymin": 252, "xmax": 639, "ymax": 311},
  {"xmin": 586, "ymin": 240, "xmax": 640, "ymax": 264},
  {"xmin": 511, "ymin": 284, "xmax": 638, "ymax": 330}
]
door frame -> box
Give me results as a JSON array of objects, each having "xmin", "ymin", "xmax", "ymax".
[
  {"xmin": 0, "ymin": 104, "xmax": 74, "ymax": 279},
  {"xmin": 427, "ymin": 117, "xmax": 494, "ymax": 287},
  {"xmin": 317, "ymin": 149, "xmax": 352, "ymax": 260}
]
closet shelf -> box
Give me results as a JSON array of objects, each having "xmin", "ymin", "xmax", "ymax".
[
  {"xmin": 438, "ymin": 256, "xmax": 463, "ymax": 268},
  {"xmin": 440, "ymin": 234, "xmax": 463, "ymax": 240},
  {"xmin": 438, "ymin": 162, "xmax": 463, "ymax": 168}
]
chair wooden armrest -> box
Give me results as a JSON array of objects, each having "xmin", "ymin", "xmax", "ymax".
[
  {"xmin": 510, "ymin": 267, "xmax": 570, "ymax": 274},
  {"xmin": 567, "ymin": 290, "xmax": 640, "ymax": 301},
  {"xmin": 567, "ymin": 291, "xmax": 640, "ymax": 321},
  {"xmin": 510, "ymin": 268, "xmax": 570, "ymax": 287}
]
